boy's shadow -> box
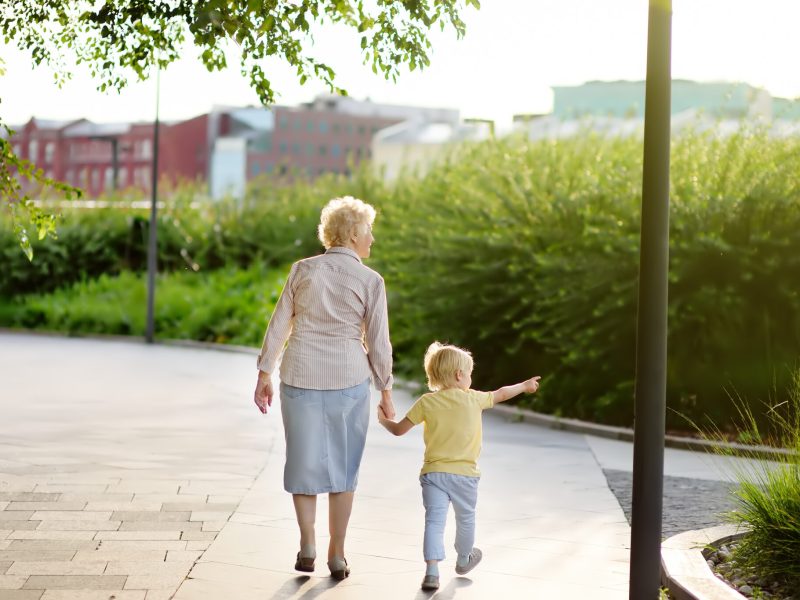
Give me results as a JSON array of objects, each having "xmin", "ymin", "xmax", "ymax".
[
  {"xmin": 415, "ymin": 576, "xmax": 473, "ymax": 600},
  {"xmin": 269, "ymin": 574, "xmax": 349, "ymax": 600}
]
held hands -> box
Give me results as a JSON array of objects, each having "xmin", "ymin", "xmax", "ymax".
[
  {"xmin": 254, "ymin": 371, "xmax": 273, "ymax": 414},
  {"xmin": 377, "ymin": 404, "xmax": 390, "ymax": 424},
  {"xmin": 378, "ymin": 389, "xmax": 396, "ymax": 420},
  {"xmin": 523, "ymin": 376, "xmax": 542, "ymax": 395}
]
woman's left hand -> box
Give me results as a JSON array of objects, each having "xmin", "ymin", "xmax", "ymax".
[{"xmin": 378, "ymin": 389, "xmax": 395, "ymax": 420}]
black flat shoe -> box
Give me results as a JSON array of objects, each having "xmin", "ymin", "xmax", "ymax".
[
  {"xmin": 295, "ymin": 551, "xmax": 315, "ymax": 572},
  {"xmin": 327, "ymin": 557, "xmax": 350, "ymax": 580}
]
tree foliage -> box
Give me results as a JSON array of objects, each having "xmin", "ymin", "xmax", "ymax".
[{"xmin": 0, "ymin": 0, "xmax": 479, "ymax": 257}]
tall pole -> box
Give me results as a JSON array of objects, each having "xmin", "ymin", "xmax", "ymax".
[
  {"xmin": 145, "ymin": 67, "xmax": 161, "ymax": 344},
  {"xmin": 629, "ymin": 1, "xmax": 672, "ymax": 598}
]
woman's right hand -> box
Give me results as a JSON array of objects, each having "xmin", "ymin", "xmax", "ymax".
[
  {"xmin": 378, "ymin": 389, "xmax": 395, "ymax": 420},
  {"xmin": 254, "ymin": 371, "xmax": 273, "ymax": 414}
]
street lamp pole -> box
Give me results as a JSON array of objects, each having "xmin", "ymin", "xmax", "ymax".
[
  {"xmin": 629, "ymin": 0, "xmax": 672, "ymax": 598},
  {"xmin": 145, "ymin": 66, "xmax": 161, "ymax": 344}
]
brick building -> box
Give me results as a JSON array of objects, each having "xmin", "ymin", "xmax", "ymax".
[{"xmin": 9, "ymin": 95, "xmax": 460, "ymax": 198}]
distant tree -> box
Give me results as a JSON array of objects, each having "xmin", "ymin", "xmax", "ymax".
[{"xmin": 1, "ymin": 0, "xmax": 480, "ymax": 258}]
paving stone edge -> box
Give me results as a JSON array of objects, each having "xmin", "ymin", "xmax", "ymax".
[{"xmin": 660, "ymin": 524, "xmax": 747, "ymax": 600}]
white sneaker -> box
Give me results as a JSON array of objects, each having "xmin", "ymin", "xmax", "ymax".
[{"xmin": 455, "ymin": 547, "xmax": 482, "ymax": 575}]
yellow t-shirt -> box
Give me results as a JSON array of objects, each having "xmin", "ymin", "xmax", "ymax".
[{"xmin": 405, "ymin": 388, "xmax": 494, "ymax": 477}]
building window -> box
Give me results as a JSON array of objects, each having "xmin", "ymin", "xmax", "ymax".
[
  {"xmin": 140, "ymin": 139, "xmax": 152, "ymax": 160},
  {"xmin": 91, "ymin": 168, "xmax": 100, "ymax": 190},
  {"xmin": 251, "ymin": 163, "xmax": 260, "ymax": 176},
  {"xmin": 292, "ymin": 143, "xmax": 301, "ymax": 155},
  {"xmin": 332, "ymin": 123, "xmax": 340, "ymax": 134},
  {"xmin": 119, "ymin": 167, "xmax": 128, "ymax": 187},
  {"xmin": 306, "ymin": 144, "xmax": 314, "ymax": 157},
  {"xmin": 65, "ymin": 169, "xmax": 74, "ymax": 184},
  {"xmin": 279, "ymin": 115, "xmax": 289, "ymax": 129},
  {"xmin": 12, "ymin": 144, "xmax": 21, "ymax": 156},
  {"xmin": 319, "ymin": 121, "xmax": 328, "ymax": 133},
  {"xmin": 318, "ymin": 145, "xmax": 327, "ymax": 156},
  {"xmin": 44, "ymin": 142, "xmax": 55, "ymax": 164},
  {"xmin": 306, "ymin": 121, "xmax": 315, "ymax": 132},
  {"xmin": 357, "ymin": 125, "xmax": 366, "ymax": 135},
  {"xmin": 279, "ymin": 142, "xmax": 288, "ymax": 154},
  {"xmin": 331, "ymin": 144, "xmax": 341, "ymax": 157},
  {"xmin": 28, "ymin": 140, "xmax": 39, "ymax": 161}
]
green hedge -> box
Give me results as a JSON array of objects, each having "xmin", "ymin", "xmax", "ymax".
[{"xmin": 0, "ymin": 171, "xmax": 385, "ymax": 298}]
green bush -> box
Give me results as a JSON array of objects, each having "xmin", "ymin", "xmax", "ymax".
[
  {"xmin": 373, "ymin": 128, "xmax": 800, "ymax": 427},
  {"xmin": 1, "ymin": 171, "xmax": 386, "ymax": 298}
]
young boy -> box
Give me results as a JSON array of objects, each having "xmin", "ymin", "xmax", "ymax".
[{"xmin": 377, "ymin": 341, "xmax": 540, "ymax": 591}]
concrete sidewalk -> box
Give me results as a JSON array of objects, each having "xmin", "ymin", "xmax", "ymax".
[{"xmin": 1, "ymin": 333, "xmax": 631, "ymax": 599}]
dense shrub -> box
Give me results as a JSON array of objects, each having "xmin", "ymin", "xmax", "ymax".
[
  {"xmin": 373, "ymin": 128, "xmax": 800, "ymax": 428},
  {"xmin": 0, "ymin": 170, "xmax": 385, "ymax": 298}
]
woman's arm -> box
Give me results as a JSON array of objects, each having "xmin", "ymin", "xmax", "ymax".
[
  {"xmin": 364, "ymin": 275, "xmax": 395, "ymax": 418},
  {"xmin": 254, "ymin": 264, "xmax": 298, "ymax": 414},
  {"xmin": 256, "ymin": 263, "xmax": 298, "ymax": 374}
]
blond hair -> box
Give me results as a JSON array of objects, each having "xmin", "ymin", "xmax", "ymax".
[
  {"xmin": 317, "ymin": 196, "xmax": 376, "ymax": 249},
  {"xmin": 423, "ymin": 342, "xmax": 474, "ymax": 391}
]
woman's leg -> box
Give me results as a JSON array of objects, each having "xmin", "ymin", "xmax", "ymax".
[
  {"xmin": 292, "ymin": 494, "xmax": 317, "ymax": 552},
  {"xmin": 328, "ymin": 491, "xmax": 354, "ymax": 560}
]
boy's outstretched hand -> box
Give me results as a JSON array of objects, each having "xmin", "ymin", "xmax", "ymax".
[{"xmin": 523, "ymin": 376, "xmax": 541, "ymax": 394}]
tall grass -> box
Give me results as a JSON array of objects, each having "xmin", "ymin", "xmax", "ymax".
[{"xmin": 718, "ymin": 373, "xmax": 800, "ymax": 588}]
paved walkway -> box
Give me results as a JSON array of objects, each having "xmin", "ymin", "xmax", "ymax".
[{"xmin": 0, "ymin": 332, "xmax": 751, "ymax": 599}]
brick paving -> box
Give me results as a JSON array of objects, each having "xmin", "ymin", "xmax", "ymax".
[{"xmin": 1, "ymin": 333, "xmax": 632, "ymax": 599}]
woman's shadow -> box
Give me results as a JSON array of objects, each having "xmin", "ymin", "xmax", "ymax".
[{"xmin": 269, "ymin": 574, "xmax": 351, "ymax": 600}]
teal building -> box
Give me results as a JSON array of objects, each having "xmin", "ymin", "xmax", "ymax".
[{"xmin": 552, "ymin": 80, "xmax": 796, "ymax": 120}]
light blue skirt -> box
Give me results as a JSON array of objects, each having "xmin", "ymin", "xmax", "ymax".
[{"xmin": 279, "ymin": 379, "xmax": 370, "ymax": 495}]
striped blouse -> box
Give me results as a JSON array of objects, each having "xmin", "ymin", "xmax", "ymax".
[{"xmin": 257, "ymin": 247, "xmax": 394, "ymax": 391}]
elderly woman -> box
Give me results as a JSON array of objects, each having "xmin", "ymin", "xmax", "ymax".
[{"xmin": 253, "ymin": 196, "xmax": 395, "ymax": 580}]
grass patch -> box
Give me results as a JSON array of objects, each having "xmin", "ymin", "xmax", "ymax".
[{"xmin": 1, "ymin": 263, "xmax": 290, "ymax": 346}]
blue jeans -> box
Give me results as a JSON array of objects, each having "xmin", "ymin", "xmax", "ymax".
[{"xmin": 420, "ymin": 472, "xmax": 479, "ymax": 561}]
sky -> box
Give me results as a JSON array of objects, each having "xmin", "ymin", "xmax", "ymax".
[{"xmin": 1, "ymin": 0, "xmax": 799, "ymax": 130}]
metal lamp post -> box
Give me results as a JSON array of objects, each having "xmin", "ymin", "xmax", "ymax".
[
  {"xmin": 145, "ymin": 67, "xmax": 161, "ymax": 344},
  {"xmin": 629, "ymin": 0, "xmax": 672, "ymax": 597}
]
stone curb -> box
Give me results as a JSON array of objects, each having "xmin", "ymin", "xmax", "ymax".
[
  {"xmin": 490, "ymin": 404, "xmax": 792, "ymax": 461},
  {"xmin": 661, "ymin": 524, "xmax": 747, "ymax": 600},
  {"xmin": 1, "ymin": 328, "xmax": 791, "ymax": 461}
]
